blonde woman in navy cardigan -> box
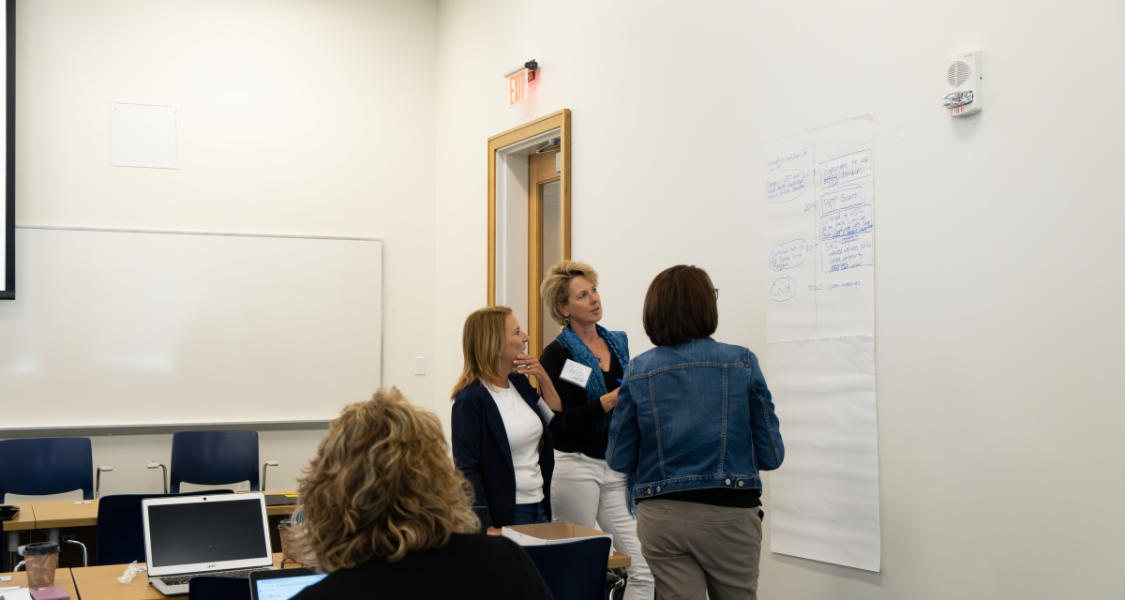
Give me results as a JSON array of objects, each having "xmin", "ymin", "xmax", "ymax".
[{"xmin": 451, "ymin": 306, "xmax": 563, "ymax": 531}]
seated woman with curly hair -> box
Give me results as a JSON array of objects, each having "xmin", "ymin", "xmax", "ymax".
[{"xmin": 290, "ymin": 388, "xmax": 552, "ymax": 600}]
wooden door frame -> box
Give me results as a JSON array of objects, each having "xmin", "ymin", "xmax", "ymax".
[
  {"xmin": 486, "ymin": 109, "xmax": 571, "ymax": 356},
  {"xmin": 528, "ymin": 154, "xmax": 562, "ymax": 356}
]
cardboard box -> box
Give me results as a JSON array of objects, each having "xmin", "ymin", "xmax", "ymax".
[{"xmin": 502, "ymin": 521, "xmax": 614, "ymax": 557}]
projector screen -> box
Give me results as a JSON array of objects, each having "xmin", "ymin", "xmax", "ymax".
[{"xmin": 1, "ymin": 0, "xmax": 13, "ymax": 300}]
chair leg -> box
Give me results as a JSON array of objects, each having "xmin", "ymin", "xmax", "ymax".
[
  {"xmin": 63, "ymin": 534, "xmax": 88, "ymax": 568},
  {"xmin": 5, "ymin": 531, "xmax": 17, "ymax": 571}
]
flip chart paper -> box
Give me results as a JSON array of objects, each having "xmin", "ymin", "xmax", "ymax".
[
  {"xmin": 767, "ymin": 335, "xmax": 880, "ymax": 571},
  {"xmin": 765, "ymin": 115, "xmax": 881, "ymax": 571},
  {"xmin": 765, "ymin": 115, "xmax": 874, "ymax": 341}
]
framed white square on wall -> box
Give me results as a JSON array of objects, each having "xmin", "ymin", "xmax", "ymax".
[{"xmin": 111, "ymin": 101, "xmax": 178, "ymax": 169}]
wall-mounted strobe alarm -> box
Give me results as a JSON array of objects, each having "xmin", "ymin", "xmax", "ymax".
[{"xmin": 943, "ymin": 50, "xmax": 982, "ymax": 117}]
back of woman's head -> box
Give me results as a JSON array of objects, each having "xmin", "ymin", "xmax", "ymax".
[
  {"xmin": 643, "ymin": 265, "xmax": 719, "ymax": 346},
  {"xmin": 450, "ymin": 305, "xmax": 512, "ymax": 399},
  {"xmin": 296, "ymin": 388, "xmax": 479, "ymax": 571}
]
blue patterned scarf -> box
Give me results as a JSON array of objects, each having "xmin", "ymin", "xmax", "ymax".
[{"xmin": 556, "ymin": 324, "xmax": 638, "ymax": 516}]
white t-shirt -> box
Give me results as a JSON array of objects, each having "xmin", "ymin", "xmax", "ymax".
[{"xmin": 483, "ymin": 380, "xmax": 545, "ymax": 504}]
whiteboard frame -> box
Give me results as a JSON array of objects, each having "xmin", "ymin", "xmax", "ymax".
[
  {"xmin": 2, "ymin": 0, "xmax": 15, "ymax": 300},
  {"xmin": 5, "ymin": 225, "xmax": 386, "ymax": 430},
  {"xmin": 16, "ymin": 224, "xmax": 385, "ymax": 243}
]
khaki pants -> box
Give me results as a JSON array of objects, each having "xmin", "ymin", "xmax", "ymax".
[{"xmin": 636, "ymin": 498, "xmax": 762, "ymax": 600}]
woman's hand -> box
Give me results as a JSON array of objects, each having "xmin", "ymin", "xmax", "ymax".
[
  {"xmin": 514, "ymin": 353, "xmax": 548, "ymax": 382},
  {"xmin": 600, "ymin": 387, "xmax": 620, "ymax": 412},
  {"xmin": 516, "ymin": 353, "xmax": 564, "ymax": 412},
  {"xmin": 486, "ymin": 527, "xmax": 504, "ymax": 536}
]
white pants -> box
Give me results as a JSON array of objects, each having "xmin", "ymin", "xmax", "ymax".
[{"xmin": 551, "ymin": 450, "xmax": 654, "ymax": 600}]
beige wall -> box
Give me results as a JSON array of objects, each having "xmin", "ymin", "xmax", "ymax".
[
  {"xmin": 6, "ymin": 0, "xmax": 438, "ymax": 494},
  {"xmin": 434, "ymin": 1, "xmax": 1125, "ymax": 598},
  {"xmin": 7, "ymin": 1, "xmax": 1125, "ymax": 595}
]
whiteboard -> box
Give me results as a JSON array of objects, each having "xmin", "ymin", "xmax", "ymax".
[
  {"xmin": 1, "ymin": 0, "xmax": 11, "ymax": 299},
  {"xmin": 0, "ymin": 227, "xmax": 382, "ymax": 429}
]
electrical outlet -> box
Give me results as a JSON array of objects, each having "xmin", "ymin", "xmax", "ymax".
[{"xmin": 414, "ymin": 357, "xmax": 426, "ymax": 375}]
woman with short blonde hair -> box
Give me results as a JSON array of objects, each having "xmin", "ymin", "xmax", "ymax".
[
  {"xmin": 537, "ymin": 260, "xmax": 654, "ymax": 600},
  {"xmin": 289, "ymin": 388, "xmax": 552, "ymax": 600},
  {"xmin": 451, "ymin": 305, "xmax": 562, "ymax": 531}
]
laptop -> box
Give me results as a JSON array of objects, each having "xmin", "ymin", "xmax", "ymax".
[
  {"xmin": 250, "ymin": 568, "xmax": 326, "ymax": 600},
  {"xmin": 141, "ymin": 492, "xmax": 276, "ymax": 596}
]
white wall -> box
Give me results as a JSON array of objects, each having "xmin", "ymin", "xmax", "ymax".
[
  {"xmin": 434, "ymin": 1, "xmax": 1125, "ymax": 598},
  {"xmin": 5, "ymin": 0, "xmax": 438, "ymax": 494}
]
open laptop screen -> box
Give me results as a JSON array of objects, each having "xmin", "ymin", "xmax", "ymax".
[
  {"xmin": 253, "ymin": 571, "xmax": 327, "ymax": 600},
  {"xmin": 147, "ymin": 498, "xmax": 270, "ymax": 568}
]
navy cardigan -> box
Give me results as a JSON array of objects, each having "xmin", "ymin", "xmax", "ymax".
[{"xmin": 452, "ymin": 374, "xmax": 554, "ymax": 528}]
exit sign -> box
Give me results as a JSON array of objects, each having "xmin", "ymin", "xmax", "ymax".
[{"xmin": 507, "ymin": 69, "xmax": 528, "ymax": 108}]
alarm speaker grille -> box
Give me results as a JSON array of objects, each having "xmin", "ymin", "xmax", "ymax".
[{"xmin": 947, "ymin": 61, "xmax": 971, "ymax": 87}]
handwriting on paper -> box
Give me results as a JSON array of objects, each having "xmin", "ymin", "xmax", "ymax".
[
  {"xmin": 769, "ymin": 239, "xmax": 808, "ymax": 271},
  {"xmin": 770, "ymin": 277, "xmax": 797, "ymax": 302},
  {"xmin": 819, "ymin": 150, "xmax": 871, "ymax": 189}
]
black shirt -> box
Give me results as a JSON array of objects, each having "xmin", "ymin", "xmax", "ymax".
[
  {"xmin": 539, "ymin": 339, "xmax": 622, "ymax": 459},
  {"xmin": 290, "ymin": 533, "xmax": 552, "ymax": 600},
  {"xmin": 637, "ymin": 487, "xmax": 762, "ymax": 508}
]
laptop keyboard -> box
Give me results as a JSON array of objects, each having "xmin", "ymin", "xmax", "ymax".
[{"xmin": 160, "ymin": 567, "xmax": 272, "ymax": 586}]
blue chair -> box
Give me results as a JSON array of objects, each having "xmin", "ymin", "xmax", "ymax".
[
  {"xmin": 170, "ymin": 431, "xmax": 260, "ymax": 493},
  {"xmin": 523, "ymin": 537, "xmax": 614, "ymax": 600},
  {"xmin": 0, "ymin": 437, "xmax": 113, "ymax": 570},
  {"xmin": 0, "ymin": 437, "xmax": 112, "ymax": 501},
  {"xmin": 95, "ymin": 490, "xmax": 234, "ymax": 565},
  {"xmin": 472, "ymin": 505, "xmax": 492, "ymax": 533},
  {"xmin": 189, "ymin": 575, "xmax": 252, "ymax": 600}
]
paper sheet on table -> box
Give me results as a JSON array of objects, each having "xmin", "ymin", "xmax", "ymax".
[
  {"xmin": 536, "ymin": 398, "xmax": 555, "ymax": 424},
  {"xmin": 0, "ymin": 588, "xmax": 32, "ymax": 600},
  {"xmin": 767, "ymin": 335, "xmax": 880, "ymax": 572},
  {"xmin": 765, "ymin": 115, "xmax": 874, "ymax": 341}
]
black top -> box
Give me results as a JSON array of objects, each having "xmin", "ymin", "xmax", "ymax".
[
  {"xmin": 637, "ymin": 487, "xmax": 762, "ymax": 508},
  {"xmin": 540, "ymin": 340, "xmax": 623, "ymax": 459},
  {"xmin": 290, "ymin": 533, "xmax": 553, "ymax": 600}
]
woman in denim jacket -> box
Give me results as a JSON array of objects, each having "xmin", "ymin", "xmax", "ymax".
[{"xmin": 607, "ymin": 265, "xmax": 784, "ymax": 600}]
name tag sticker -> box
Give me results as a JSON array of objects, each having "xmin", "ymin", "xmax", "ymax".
[{"xmin": 559, "ymin": 359, "xmax": 593, "ymax": 388}]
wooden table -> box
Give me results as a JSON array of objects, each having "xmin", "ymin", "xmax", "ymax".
[
  {"xmin": 607, "ymin": 551, "xmax": 631, "ymax": 569},
  {"xmin": 0, "ymin": 567, "xmax": 79, "ymax": 598},
  {"xmin": 28, "ymin": 490, "xmax": 300, "ymax": 531},
  {"xmin": 32, "ymin": 500, "xmax": 98, "ymax": 530},
  {"xmin": 2, "ymin": 503, "xmax": 37, "ymax": 533},
  {"xmin": 71, "ymin": 553, "xmax": 299, "ymax": 599}
]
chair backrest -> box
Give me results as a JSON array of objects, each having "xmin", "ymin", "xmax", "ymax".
[
  {"xmin": 472, "ymin": 506, "xmax": 492, "ymax": 533},
  {"xmin": 190, "ymin": 575, "xmax": 252, "ymax": 600},
  {"xmin": 170, "ymin": 431, "xmax": 260, "ymax": 493},
  {"xmin": 95, "ymin": 490, "xmax": 234, "ymax": 565},
  {"xmin": 523, "ymin": 537, "xmax": 613, "ymax": 600},
  {"xmin": 0, "ymin": 437, "xmax": 94, "ymax": 501}
]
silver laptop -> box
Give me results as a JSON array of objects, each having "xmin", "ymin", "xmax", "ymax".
[{"xmin": 141, "ymin": 492, "xmax": 276, "ymax": 596}]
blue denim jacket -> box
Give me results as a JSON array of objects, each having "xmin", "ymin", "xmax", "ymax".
[{"xmin": 606, "ymin": 337, "xmax": 783, "ymax": 500}]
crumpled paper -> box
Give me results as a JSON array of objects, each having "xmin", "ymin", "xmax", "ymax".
[{"xmin": 117, "ymin": 560, "xmax": 139, "ymax": 584}]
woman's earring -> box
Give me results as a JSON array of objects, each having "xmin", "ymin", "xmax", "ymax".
[{"xmin": 563, "ymin": 316, "xmax": 570, "ymax": 327}]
